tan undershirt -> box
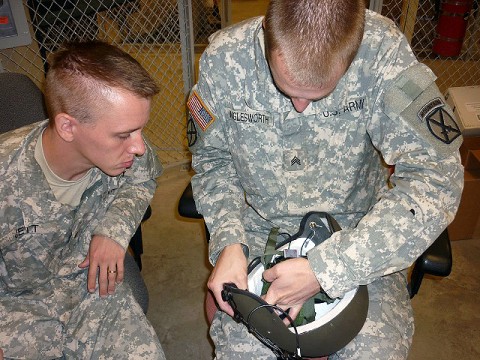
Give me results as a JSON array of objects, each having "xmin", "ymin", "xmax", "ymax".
[{"xmin": 34, "ymin": 130, "xmax": 93, "ymax": 207}]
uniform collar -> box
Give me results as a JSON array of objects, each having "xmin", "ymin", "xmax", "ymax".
[
  {"xmin": 15, "ymin": 122, "xmax": 121, "ymax": 224},
  {"xmin": 15, "ymin": 122, "xmax": 73, "ymax": 224}
]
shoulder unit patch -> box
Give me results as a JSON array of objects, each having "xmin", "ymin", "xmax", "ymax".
[
  {"xmin": 187, "ymin": 91, "xmax": 215, "ymax": 131},
  {"xmin": 418, "ymin": 98, "xmax": 461, "ymax": 144}
]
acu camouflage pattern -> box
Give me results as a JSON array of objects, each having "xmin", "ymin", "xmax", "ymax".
[
  {"xmin": 0, "ymin": 121, "xmax": 165, "ymax": 359},
  {"xmin": 189, "ymin": 10, "xmax": 464, "ymax": 359}
]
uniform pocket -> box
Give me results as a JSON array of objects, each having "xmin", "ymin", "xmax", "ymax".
[
  {"xmin": 227, "ymin": 108, "xmax": 282, "ymax": 197},
  {"xmin": 1, "ymin": 224, "xmax": 63, "ymax": 290}
]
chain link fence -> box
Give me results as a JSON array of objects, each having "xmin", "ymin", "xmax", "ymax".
[
  {"xmin": 0, "ymin": 0, "xmax": 225, "ymax": 168},
  {"xmin": 373, "ymin": 0, "xmax": 480, "ymax": 93},
  {"xmin": 1, "ymin": 1, "xmax": 479, "ymax": 166}
]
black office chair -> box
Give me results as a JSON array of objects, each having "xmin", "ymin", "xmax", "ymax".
[
  {"xmin": 0, "ymin": 71, "xmax": 152, "ymax": 312},
  {"xmin": 178, "ymin": 181, "xmax": 452, "ymax": 299}
]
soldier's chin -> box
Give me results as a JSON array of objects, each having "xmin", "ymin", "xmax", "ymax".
[{"xmin": 101, "ymin": 167, "xmax": 126, "ymax": 177}]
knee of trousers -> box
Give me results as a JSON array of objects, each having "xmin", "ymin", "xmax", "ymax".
[{"xmin": 332, "ymin": 273, "xmax": 414, "ymax": 359}]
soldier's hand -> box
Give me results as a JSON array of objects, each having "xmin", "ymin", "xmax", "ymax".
[
  {"xmin": 78, "ymin": 235, "xmax": 125, "ymax": 297},
  {"xmin": 0, "ymin": 347, "xmax": 4, "ymax": 360},
  {"xmin": 207, "ymin": 243, "xmax": 248, "ymax": 317},
  {"xmin": 263, "ymin": 257, "xmax": 321, "ymax": 324}
]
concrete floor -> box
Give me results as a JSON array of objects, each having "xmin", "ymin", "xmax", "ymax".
[{"xmin": 140, "ymin": 166, "xmax": 480, "ymax": 360}]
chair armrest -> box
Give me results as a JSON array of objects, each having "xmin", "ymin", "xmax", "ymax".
[
  {"xmin": 143, "ymin": 205, "xmax": 152, "ymax": 221},
  {"xmin": 177, "ymin": 182, "xmax": 211, "ymax": 242},
  {"xmin": 128, "ymin": 206, "xmax": 153, "ymax": 271},
  {"xmin": 418, "ymin": 229, "xmax": 452, "ymax": 277},
  {"xmin": 178, "ymin": 182, "xmax": 203, "ymax": 219},
  {"xmin": 409, "ymin": 229, "xmax": 452, "ymax": 298}
]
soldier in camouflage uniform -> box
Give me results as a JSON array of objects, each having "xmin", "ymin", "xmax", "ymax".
[
  {"xmin": 0, "ymin": 41, "xmax": 166, "ymax": 359},
  {"xmin": 187, "ymin": 0, "xmax": 464, "ymax": 359}
]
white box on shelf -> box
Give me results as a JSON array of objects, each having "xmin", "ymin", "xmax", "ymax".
[{"xmin": 445, "ymin": 85, "xmax": 480, "ymax": 137}]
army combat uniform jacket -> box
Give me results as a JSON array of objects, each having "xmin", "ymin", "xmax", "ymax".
[
  {"xmin": 0, "ymin": 121, "xmax": 164, "ymax": 359},
  {"xmin": 189, "ymin": 12, "xmax": 463, "ymax": 302}
]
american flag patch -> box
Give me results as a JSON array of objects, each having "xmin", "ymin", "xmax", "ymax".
[{"xmin": 187, "ymin": 91, "xmax": 215, "ymax": 131}]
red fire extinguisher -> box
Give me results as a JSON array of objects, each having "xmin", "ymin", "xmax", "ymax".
[{"xmin": 432, "ymin": 0, "xmax": 474, "ymax": 57}]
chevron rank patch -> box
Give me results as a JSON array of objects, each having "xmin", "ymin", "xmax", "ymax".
[
  {"xmin": 187, "ymin": 91, "xmax": 215, "ymax": 131},
  {"xmin": 284, "ymin": 149, "xmax": 306, "ymax": 171},
  {"xmin": 418, "ymin": 97, "xmax": 461, "ymax": 144}
]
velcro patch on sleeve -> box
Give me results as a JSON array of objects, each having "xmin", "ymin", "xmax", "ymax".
[
  {"xmin": 187, "ymin": 91, "xmax": 216, "ymax": 131},
  {"xmin": 384, "ymin": 63, "xmax": 462, "ymax": 154},
  {"xmin": 383, "ymin": 63, "xmax": 436, "ymax": 119}
]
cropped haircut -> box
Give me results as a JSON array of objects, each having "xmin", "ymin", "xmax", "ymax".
[
  {"xmin": 264, "ymin": 0, "xmax": 366, "ymax": 88},
  {"xmin": 44, "ymin": 40, "xmax": 159, "ymax": 123}
]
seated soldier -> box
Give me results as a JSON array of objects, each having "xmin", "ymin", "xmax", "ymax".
[
  {"xmin": 0, "ymin": 40, "xmax": 166, "ymax": 359},
  {"xmin": 189, "ymin": 0, "xmax": 463, "ymax": 358}
]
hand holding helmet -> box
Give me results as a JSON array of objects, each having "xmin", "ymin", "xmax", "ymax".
[
  {"xmin": 263, "ymin": 257, "xmax": 321, "ymax": 325},
  {"xmin": 221, "ymin": 212, "xmax": 369, "ymax": 359},
  {"xmin": 207, "ymin": 243, "xmax": 248, "ymax": 316}
]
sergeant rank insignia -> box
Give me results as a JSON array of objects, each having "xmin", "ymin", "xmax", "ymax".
[
  {"xmin": 418, "ymin": 97, "xmax": 461, "ymax": 144},
  {"xmin": 284, "ymin": 150, "xmax": 305, "ymax": 171}
]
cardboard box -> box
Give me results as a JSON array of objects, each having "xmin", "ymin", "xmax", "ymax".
[
  {"xmin": 444, "ymin": 87, "xmax": 480, "ymax": 240},
  {"xmin": 465, "ymin": 149, "xmax": 480, "ymax": 171},
  {"xmin": 459, "ymin": 137, "xmax": 480, "ymax": 171},
  {"xmin": 448, "ymin": 169, "xmax": 480, "ymax": 241},
  {"xmin": 445, "ymin": 86, "xmax": 480, "ymax": 137}
]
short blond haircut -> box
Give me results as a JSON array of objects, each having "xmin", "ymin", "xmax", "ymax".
[
  {"xmin": 45, "ymin": 40, "xmax": 159, "ymax": 123},
  {"xmin": 264, "ymin": 0, "xmax": 366, "ymax": 87}
]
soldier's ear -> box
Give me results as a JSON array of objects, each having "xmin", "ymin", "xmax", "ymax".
[{"xmin": 54, "ymin": 113, "xmax": 77, "ymax": 142}]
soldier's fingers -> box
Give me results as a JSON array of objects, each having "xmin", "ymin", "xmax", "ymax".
[
  {"xmin": 107, "ymin": 265, "xmax": 117, "ymax": 294},
  {"xmin": 98, "ymin": 266, "xmax": 108, "ymax": 297},
  {"xmin": 281, "ymin": 305, "xmax": 301, "ymax": 326},
  {"xmin": 87, "ymin": 262, "xmax": 98, "ymax": 293},
  {"xmin": 115, "ymin": 260, "xmax": 124, "ymax": 284}
]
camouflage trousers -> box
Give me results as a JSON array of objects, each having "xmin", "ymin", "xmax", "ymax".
[
  {"xmin": 210, "ymin": 271, "xmax": 414, "ymax": 360},
  {"xmin": 0, "ymin": 283, "xmax": 166, "ymax": 360}
]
